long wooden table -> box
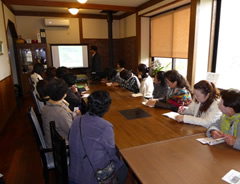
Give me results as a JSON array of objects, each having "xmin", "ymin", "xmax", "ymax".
[
  {"xmin": 120, "ymin": 134, "xmax": 240, "ymax": 184},
  {"xmin": 87, "ymin": 82, "xmax": 206, "ymax": 149}
]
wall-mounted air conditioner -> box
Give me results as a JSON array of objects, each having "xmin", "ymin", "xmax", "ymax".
[{"xmin": 44, "ymin": 19, "xmax": 70, "ymax": 27}]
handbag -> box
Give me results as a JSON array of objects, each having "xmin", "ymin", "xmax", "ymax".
[{"xmin": 79, "ymin": 117, "xmax": 118, "ymax": 184}]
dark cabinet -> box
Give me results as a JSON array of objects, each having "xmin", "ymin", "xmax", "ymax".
[{"xmin": 16, "ymin": 43, "xmax": 47, "ymax": 96}]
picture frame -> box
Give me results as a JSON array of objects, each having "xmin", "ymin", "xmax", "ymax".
[{"xmin": 0, "ymin": 41, "xmax": 3, "ymax": 55}]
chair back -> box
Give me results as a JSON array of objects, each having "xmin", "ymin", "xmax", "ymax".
[
  {"xmin": 31, "ymin": 89, "xmax": 45, "ymax": 115},
  {"xmin": 50, "ymin": 121, "xmax": 69, "ymax": 184},
  {"xmin": 28, "ymin": 107, "xmax": 55, "ymax": 184},
  {"xmin": 27, "ymin": 107, "xmax": 54, "ymax": 169}
]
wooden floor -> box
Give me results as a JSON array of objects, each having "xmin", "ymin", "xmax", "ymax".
[
  {"xmin": 0, "ymin": 97, "xmax": 46, "ymax": 184},
  {"xmin": 0, "ymin": 96, "xmax": 134, "ymax": 184}
]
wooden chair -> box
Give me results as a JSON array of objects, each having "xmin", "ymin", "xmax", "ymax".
[
  {"xmin": 50, "ymin": 121, "xmax": 69, "ymax": 184},
  {"xmin": 27, "ymin": 107, "xmax": 54, "ymax": 184},
  {"xmin": 30, "ymin": 89, "xmax": 45, "ymax": 132}
]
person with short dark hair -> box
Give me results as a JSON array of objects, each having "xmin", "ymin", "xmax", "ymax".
[
  {"xmin": 31, "ymin": 63, "xmax": 44, "ymax": 85},
  {"xmin": 175, "ymin": 80, "xmax": 222, "ymax": 128},
  {"xmin": 36, "ymin": 79, "xmax": 49, "ymax": 101},
  {"xmin": 152, "ymin": 71, "xmax": 169, "ymax": 99},
  {"xmin": 90, "ymin": 45, "xmax": 102, "ymax": 80},
  {"xmin": 137, "ymin": 63, "xmax": 154, "ymax": 98},
  {"xmin": 45, "ymin": 66, "xmax": 56, "ymax": 81},
  {"xmin": 41, "ymin": 78, "xmax": 74, "ymax": 148},
  {"xmin": 206, "ymin": 89, "xmax": 240, "ymax": 150},
  {"xmin": 116, "ymin": 69, "xmax": 140, "ymax": 93},
  {"xmin": 63, "ymin": 73, "xmax": 86, "ymax": 113},
  {"xmin": 69, "ymin": 91, "xmax": 128, "ymax": 184},
  {"xmin": 56, "ymin": 66, "xmax": 68, "ymax": 79}
]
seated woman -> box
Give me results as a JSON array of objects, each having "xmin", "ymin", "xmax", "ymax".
[
  {"xmin": 175, "ymin": 80, "xmax": 222, "ymax": 128},
  {"xmin": 152, "ymin": 71, "xmax": 169, "ymax": 100},
  {"xmin": 45, "ymin": 66, "xmax": 56, "ymax": 81},
  {"xmin": 146, "ymin": 70, "xmax": 192, "ymax": 112},
  {"xmin": 63, "ymin": 73, "xmax": 86, "ymax": 113},
  {"xmin": 68, "ymin": 91, "xmax": 128, "ymax": 184},
  {"xmin": 138, "ymin": 64, "xmax": 154, "ymax": 98},
  {"xmin": 36, "ymin": 79, "xmax": 49, "ymax": 102},
  {"xmin": 41, "ymin": 78, "xmax": 76, "ymax": 148},
  {"xmin": 30, "ymin": 63, "xmax": 44, "ymax": 86},
  {"xmin": 112, "ymin": 69, "xmax": 140, "ymax": 93},
  {"xmin": 206, "ymin": 89, "xmax": 240, "ymax": 150}
]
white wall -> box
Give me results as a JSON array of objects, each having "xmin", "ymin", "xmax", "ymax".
[
  {"xmin": 194, "ymin": 0, "xmax": 212, "ymax": 83},
  {"xmin": 82, "ymin": 18, "xmax": 119, "ymax": 39},
  {"xmin": 140, "ymin": 17, "xmax": 150, "ymax": 66},
  {"xmin": 120, "ymin": 14, "xmax": 136, "ymax": 38},
  {"xmin": 0, "ymin": 0, "xmax": 11, "ymax": 80},
  {"xmin": 4, "ymin": 4, "xmax": 16, "ymax": 28},
  {"xmin": 15, "ymin": 16, "xmax": 80, "ymax": 43},
  {"xmin": 16, "ymin": 16, "xmax": 80, "ymax": 64}
]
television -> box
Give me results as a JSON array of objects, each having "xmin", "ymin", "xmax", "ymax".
[{"xmin": 50, "ymin": 44, "xmax": 89, "ymax": 69}]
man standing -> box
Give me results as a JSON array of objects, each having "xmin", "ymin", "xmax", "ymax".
[{"xmin": 90, "ymin": 45, "xmax": 102, "ymax": 80}]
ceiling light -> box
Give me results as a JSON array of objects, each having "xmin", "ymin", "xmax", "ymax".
[
  {"xmin": 68, "ymin": 8, "xmax": 79, "ymax": 15},
  {"xmin": 77, "ymin": 0, "xmax": 87, "ymax": 4}
]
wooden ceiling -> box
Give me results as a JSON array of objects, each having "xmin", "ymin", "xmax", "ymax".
[{"xmin": 2, "ymin": 0, "xmax": 190, "ymax": 18}]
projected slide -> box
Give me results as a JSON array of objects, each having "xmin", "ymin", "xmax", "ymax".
[{"xmin": 51, "ymin": 44, "xmax": 89, "ymax": 69}]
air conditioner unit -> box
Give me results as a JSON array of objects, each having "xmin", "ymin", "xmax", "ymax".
[{"xmin": 44, "ymin": 19, "xmax": 70, "ymax": 27}]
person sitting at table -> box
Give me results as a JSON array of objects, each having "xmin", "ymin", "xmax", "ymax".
[
  {"xmin": 56, "ymin": 66, "xmax": 68, "ymax": 79},
  {"xmin": 63, "ymin": 73, "xmax": 86, "ymax": 113},
  {"xmin": 45, "ymin": 66, "xmax": 57, "ymax": 81},
  {"xmin": 36, "ymin": 79, "xmax": 49, "ymax": 102},
  {"xmin": 206, "ymin": 89, "xmax": 240, "ymax": 150},
  {"xmin": 41, "ymin": 78, "xmax": 76, "ymax": 148},
  {"xmin": 30, "ymin": 63, "xmax": 44, "ymax": 87},
  {"xmin": 68, "ymin": 90, "xmax": 128, "ymax": 184},
  {"xmin": 146, "ymin": 69, "xmax": 192, "ymax": 112},
  {"xmin": 152, "ymin": 71, "xmax": 169, "ymax": 100},
  {"xmin": 138, "ymin": 63, "xmax": 154, "ymax": 98},
  {"xmin": 111, "ymin": 69, "xmax": 140, "ymax": 93},
  {"xmin": 175, "ymin": 80, "xmax": 222, "ymax": 128}
]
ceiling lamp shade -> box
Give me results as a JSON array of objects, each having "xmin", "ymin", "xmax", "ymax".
[
  {"xmin": 68, "ymin": 8, "xmax": 79, "ymax": 15},
  {"xmin": 77, "ymin": 0, "xmax": 87, "ymax": 4}
]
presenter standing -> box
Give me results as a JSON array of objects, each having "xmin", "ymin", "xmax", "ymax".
[{"xmin": 90, "ymin": 46, "xmax": 102, "ymax": 80}]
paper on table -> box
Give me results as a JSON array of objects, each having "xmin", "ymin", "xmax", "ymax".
[
  {"xmin": 132, "ymin": 93, "xmax": 143, "ymax": 97},
  {"xmin": 142, "ymin": 101, "xmax": 154, "ymax": 108},
  {"xmin": 82, "ymin": 94, "xmax": 90, "ymax": 98},
  {"xmin": 196, "ymin": 137, "xmax": 225, "ymax": 146},
  {"xmin": 222, "ymin": 169, "xmax": 240, "ymax": 184},
  {"xmin": 106, "ymin": 82, "xmax": 112, "ymax": 86},
  {"xmin": 162, "ymin": 112, "xmax": 180, "ymax": 120}
]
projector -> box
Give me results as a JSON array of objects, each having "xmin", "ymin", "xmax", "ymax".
[{"xmin": 76, "ymin": 74, "xmax": 88, "ymax": 83}]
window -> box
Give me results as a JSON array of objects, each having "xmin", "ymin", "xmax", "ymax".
[
  {"xmin": 151, "ymin": 5, "xmax": 190, "ymax": 79},
  {"xmin": 153, "ymin": 57, "xmax": 188, "ymax": 77},
  {"xmin": 212, "ymin": 0, "xmax": 240, "ymax": 89}
]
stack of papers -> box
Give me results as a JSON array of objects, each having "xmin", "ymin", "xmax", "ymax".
[
  {"xmin": 222, "ymin": 169, "xmax": 240, "ymax": 184},
  {"xmin": 196, "ymin": 137, "xmax": 225, "ymax": 145},
  {"xmin": 162, "ymin": 112, "xmax": 180, "ymax": 120}
]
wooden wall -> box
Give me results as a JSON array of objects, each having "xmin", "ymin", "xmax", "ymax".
[
  {"xmin": 82, "ymin": 36, "xmax": 138, "ymax": 74},
  {"xmin": 0, "ymin": 76, "xmax": 16, "ymax": 133}
]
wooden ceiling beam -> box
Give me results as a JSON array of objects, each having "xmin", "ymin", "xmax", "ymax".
[{"xmin": 3, "ymin": 0, "xmax": 137, "ymax": 12}]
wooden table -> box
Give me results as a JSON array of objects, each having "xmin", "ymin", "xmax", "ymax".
[
  {"xmin": 120, "ymin": 134, "xmax": 240, "ymax": 184},
  {"xmin": 87, "ymin": 82, "xmax": 206, "ymax": 149}
]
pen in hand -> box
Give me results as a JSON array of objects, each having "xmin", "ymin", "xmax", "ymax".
[{"xmin": 179, "ymin": 102, "xmax": 185, "ymax": 114}]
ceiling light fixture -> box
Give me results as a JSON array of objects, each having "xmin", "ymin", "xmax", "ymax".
[
  {"xmin": 68, "ymin": 8, "xmax": 79, "ymax": 15},
  {"xmin": 77, "ymin": 0, "xmax": 88, "ymax": 4}
]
